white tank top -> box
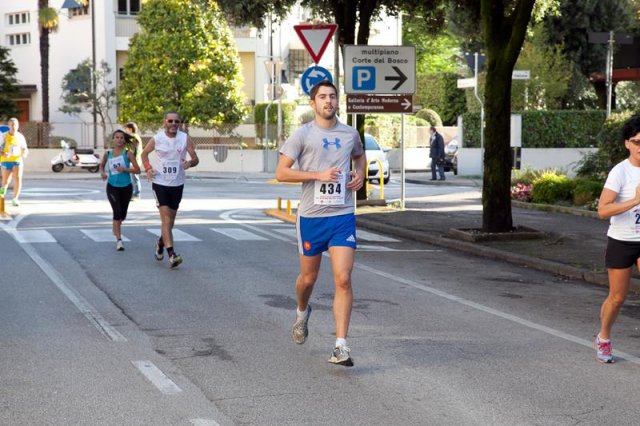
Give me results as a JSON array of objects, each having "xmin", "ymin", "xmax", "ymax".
[{"xmin": 153, "ymin": 130, "xmax": 188, "ymax": 187}]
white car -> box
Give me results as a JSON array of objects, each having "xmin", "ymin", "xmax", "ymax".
[{"xmin": 364, "ymin": 133, "xmax": 390, "ymax": 184}]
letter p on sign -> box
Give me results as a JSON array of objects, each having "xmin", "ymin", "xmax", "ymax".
[{"xmin": 353, "ymin": 66, "xmax": 375, "ymax": 90}]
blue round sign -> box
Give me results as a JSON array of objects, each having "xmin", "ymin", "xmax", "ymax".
[
  {"xmin": 301, "ymin": 66, "xmax": 333, "ymax": 96},
  {"xmin": 0, "ymin": 125, "xmax": 8, "ymax": 133}
]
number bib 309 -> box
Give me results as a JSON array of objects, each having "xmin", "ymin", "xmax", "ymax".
[
  {"xmin": 161, "ymin": 160, "xmax": 179, "ymax": 177},
  {"xmin": 314, "ymin": 172, "xmax": 346, "ymax": 205}
]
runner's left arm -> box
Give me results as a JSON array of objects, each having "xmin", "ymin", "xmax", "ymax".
[
  {"xmin": 347, "ymin": 153, "xmax": 366, "ymax": 191},
  {"xmin": 183, "ymin": 137, "xmax": 199, "ymax": 170}
]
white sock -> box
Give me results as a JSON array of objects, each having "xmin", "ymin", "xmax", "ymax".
[
  {"xmin": 296, "ymin": 306, "xmax": 308, "ymax": 321},
  {"xmin": 598, "ymin": 334, "xmax": 610, "ymax": 342},
  {"xmin": 335, "ymin": 338, "xmax": 347, "ymax": 348}
]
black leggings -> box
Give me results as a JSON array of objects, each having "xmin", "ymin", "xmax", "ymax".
[{"xmin": 106, "ymin": 183, "xmax": 133, "ymax": 221}]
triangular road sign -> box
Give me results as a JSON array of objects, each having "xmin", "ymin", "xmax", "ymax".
[{"xmin": 294, "ymin": 23, "xmax": 337, "ymax": 64}]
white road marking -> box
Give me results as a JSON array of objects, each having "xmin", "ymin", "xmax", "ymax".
[
  {"xmin": 210, "ymin": 227, "xmax": 268, "ymax": 241},
  {"xmin": 132, "ymin": 361, "xmax": 182, "ymax": 395},
  {"xmin": 11, "ymin": 229, "xmax": 56, "ymax": 243},
  {"xmin": 0, "ymin": 222, "xmax": 126, "ymax": 342},
  {"xmin": 357, "ymin": 263, "xmax": 640, "ymax": 365},
  {"xmin": 190, "ymin": 419, "xmax": 221, "ymax": 426},
  {"xmin": 357, "ymin": 229, "xmax": 400, "ymax": 242},
  {"xmin": 219, "ymin": 210, "xmax": 292, "ymax": 242},
  {"xmin": 81, "ymin": 229, "xmax": 130, "ymax": 242},
  {"xmin": 146, "ymin": 228, "xmax": 202, "ymax": 241}
]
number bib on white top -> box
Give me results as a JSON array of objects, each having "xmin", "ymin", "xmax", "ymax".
[
  {"xmin": 161, "ymin": 160, "xmax": 179, "ymax": 177},
  {"xmin": 10, "ymin": 145, "xmax": 21, "ymax": 157},
  {"xmin": 108, "ymin": 157, "xmax": 124, "ymax": 175},
  {"xmin": 630, "ymin": 207, "xmax": 640, "ymax": 234},
  {"xmin": 314, "ymin": 172, "xmax": 346, "ymax": 205}
]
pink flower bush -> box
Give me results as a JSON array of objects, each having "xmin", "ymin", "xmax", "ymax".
[{"xmin": 511, "ymin": 182, "xmax": 533, "ymax": 202}]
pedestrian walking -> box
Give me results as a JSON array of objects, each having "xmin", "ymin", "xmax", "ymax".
[
  {"xmin": 596, "ymin": 115, "xmax": 640, "ymax": 363},
  {"xmin": 429, "ymin": 126, "xmax": 445, "ymax": 181},
  {"xmin": 124, "ymin": 121, "xmax": 143, "ymax": 200},
  {"xmin": 275, "ymin": 80, "xmax": 366, "ymax": 367},
  {"xmin": 99, "ymin": 129, "xmax": 140, "ymax": 251},
  {"xmin": 141, "ymin": 112, "xmax": 199, "ymax": 268},
  {"xmin": 0, "ymin": 117, "xmax": 29, "ymax": 206}
]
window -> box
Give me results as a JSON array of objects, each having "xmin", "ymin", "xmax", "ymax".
[
  {"xmin": 118, "ymin": 0, "xmax": 141, "ymax": 15},
  {"xmin": 7, "ymin": 12, "xmax": 30, "ymax": 26},
  {"xmin": 8, "ymin": 33, "xmax": 31, "ymax": 46}
]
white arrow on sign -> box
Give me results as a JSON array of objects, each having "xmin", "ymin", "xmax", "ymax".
[{"xmin": 401, "ymin": 97, "xmax": 411, "ymax": 111}]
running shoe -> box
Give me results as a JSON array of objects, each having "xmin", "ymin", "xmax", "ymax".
[
  {"xmin": 169, "ymin": 253, "xmax": 183, "ymax": 268},
  {"xmin": 328, "ymin": 345, "xmax": 354, "ymax": 367},
  {"xmin": 116, "ymin": 240, "xmax": 125, "ymax": 251},
  {"xmin": 11, "ymin": 199, "xmax": 19, "ymax": 207},
  {"xmin": 292, "ymin": 304, "xmax": 312, "ymax": 344},
  {"xmin": 154, "ymin": 238, "xmax": 164, "ymax": 261},
  {"xmin": 595, "ymin": 334, "xmax": 614, "ymax": 363}
]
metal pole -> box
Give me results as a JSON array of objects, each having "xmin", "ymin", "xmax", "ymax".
[
  {"xmin": 606, "ymin": 31, "xmax": 614, "ymax": 118},
  {"xmin": 400, "ymin": 113, "xmax": 405, "ymax": 210},
  {"xmin": 334, "ymin": 28, "xmax": 340, "ymax": 99},
  {"xmin": 91, "ymin": 0, "xmax": 98, "ymax": 149},
  {"xmin": 473, "ymin": 52, "xmax": 484, "ymax": 176}
]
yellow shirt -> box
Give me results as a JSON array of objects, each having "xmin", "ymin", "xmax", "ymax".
[{"xmin": 0, "ymin": 132, "xmax": 26, "ymax": 162}]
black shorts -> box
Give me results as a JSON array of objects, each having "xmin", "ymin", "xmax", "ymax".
[
  {"xmin": 106, "ymin": 183, "xmax": 133, "ymax": 221},
  {"xmin": 152, "ymin": 183, "xmax": 183, "ymax": 210},
  {"xmin": 605, "ymin": 237, "xmax": 640, "ymax": 269}
]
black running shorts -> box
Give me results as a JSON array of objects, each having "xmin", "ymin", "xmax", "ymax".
[
  {"xmin": 605, "ymin": 237, "xmax": 640, "ymax": 269},
  {"xmin": 152, "ymin": 183, "xmax": 184, "ymax": 210}
]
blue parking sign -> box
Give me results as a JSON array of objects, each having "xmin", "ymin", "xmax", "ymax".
[{"xmin": 352, "ymin": 66, "xmax": 376, "ymax": 90}]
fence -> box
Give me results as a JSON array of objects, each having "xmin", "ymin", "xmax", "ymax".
[{"xmin": 18, "ymin": 121, "xmax": 107, "ymax": 149}]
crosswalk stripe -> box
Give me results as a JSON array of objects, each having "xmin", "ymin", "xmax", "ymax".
[
  {"xmin": 210, "ymin": 228, "xmax": 268, "ymax": 241},
  {"xmin": 11, "ymin": 230, "xmax": 56, "ymax": 243},
  {"xmin": 146, "ymin": 228, "xmax": 202, "ymax": 241},
  {"xmin": 357, "ymin": 229, "xmax": 400, "ymax": 242},
  {"xmin": 81, "ymin": 229, "xmax": 131, "ymax": 242}
]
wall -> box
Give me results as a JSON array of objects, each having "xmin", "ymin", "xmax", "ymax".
[
  {"xmin": 387, "ymin": 147, "xmax": 598, "ymax": 177},
  {"xmin": 23, "ymin": 148, "xmax": 279, "ymax": 174}
]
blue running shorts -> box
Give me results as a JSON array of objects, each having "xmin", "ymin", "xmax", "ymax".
[
  {"xmin": 296, "ymin": 213, "xmax": 357, "ymax": 256},
  {"xmin": 1, "ymin": 161, "xmax": 20, "ymax": 170}
]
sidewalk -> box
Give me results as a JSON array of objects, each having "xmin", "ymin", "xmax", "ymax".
[{"xmin": 269, "ymin": 171, "xmax": 635, "ymax": 292}]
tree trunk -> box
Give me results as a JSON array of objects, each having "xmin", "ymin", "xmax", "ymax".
[
  {"xmin": 480, "ymin": 0, "xmax": 535, "ymax": 232},
  {"xmin": 38, "ymin": 0, "xmax": 49, "ymax": 123}
]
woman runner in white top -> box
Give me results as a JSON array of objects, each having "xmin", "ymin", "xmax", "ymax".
[{"xmin": 596, "ymin": 115, "xmax": 640, "ymax": 363}]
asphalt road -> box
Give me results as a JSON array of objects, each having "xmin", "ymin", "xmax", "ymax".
[{"xmin": 2, "ymin": 175, "xmax": 640, "ymax": 425}]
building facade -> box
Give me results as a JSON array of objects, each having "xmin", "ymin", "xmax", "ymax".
[{"xmin": 1, "ymin": 1, "xmax": 401, "ymax": 146}]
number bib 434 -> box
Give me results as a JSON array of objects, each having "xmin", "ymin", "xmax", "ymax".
[{"xmin": 314, "ymin": 172, "xmax": 346, "ymax": 205}]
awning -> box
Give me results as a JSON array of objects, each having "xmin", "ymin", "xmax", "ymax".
[
  {"xmin": 18, "ymin": 85, "xmax": 37, "ymax": 94},
  {"xmin": 61, "ymin": 0, "xmax": 83, "ymax": 9}
]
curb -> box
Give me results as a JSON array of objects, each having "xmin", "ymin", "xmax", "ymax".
[{"xmin": 355, "ymin": 216, "xmax": 640, "ymax": 293}]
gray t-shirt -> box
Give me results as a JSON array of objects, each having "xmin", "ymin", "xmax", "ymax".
[{"xmin": 279, "ymin": 120, "xmax": 364, "ymax": 217}]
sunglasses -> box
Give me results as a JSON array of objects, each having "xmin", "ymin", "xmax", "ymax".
[
  {"xmin": 166, "ymin": 119, "xmax": 181, "ymax": 124},
  {"xmin": 628, "ymin": 139, "xmax": 640, "ymax": 146}
]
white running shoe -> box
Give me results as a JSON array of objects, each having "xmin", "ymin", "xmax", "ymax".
[
  {"xmin": 328, "ymin": 345, "xmax": 354, "ymax": 367},
  {"xmin": 292, "ymin": 304, "xmax": 312, "ymax": 344},
  {"xmin": 116, "ymin": 240, "xmax": 125, "ymax": 251}
]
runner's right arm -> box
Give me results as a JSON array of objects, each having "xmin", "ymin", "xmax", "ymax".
[{"xmin": 141, "ymin": 137, "xmax": 156, "ymax": 180}]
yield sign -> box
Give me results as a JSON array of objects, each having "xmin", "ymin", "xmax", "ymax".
[{"xmin": 294, "ymin": 23, "xmax": 337, "ymax": 64}]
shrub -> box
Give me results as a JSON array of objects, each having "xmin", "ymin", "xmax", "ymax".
[
  {"xmin": 512, "ymin": 166, "xmax": 545, "ymax": 185},
  {"xmin": 415, "ymin": 108, "xmax": 443, "ymax": 127},
  {"xmin": 531, "ymin": 170, "xmax": 573, "ymax": 204},
  {"xmin": 572, "ymin": 178, "xmax": 604, "ymax": 207}
]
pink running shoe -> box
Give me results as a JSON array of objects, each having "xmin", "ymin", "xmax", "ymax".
[{"xmin": 595, "ymin": 334, "xmax": 614, "ymax": 363}]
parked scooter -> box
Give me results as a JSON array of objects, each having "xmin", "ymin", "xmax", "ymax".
[{"xmin": 51, "ymin": 140, "xmax": 100, "ymax": 173}]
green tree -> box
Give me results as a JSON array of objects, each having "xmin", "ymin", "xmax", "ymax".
[
  {"xmin": 543, "ymin": 0, "xmax": 636, "ymax": 109},
  {"xmin": 117, "ymin": 0, "xmax": 247, "ymax": 129},
  {"xmin": 511, "ymin": 25, "xmax": 572, "ymax": 110},
  {"xmin": 403, "ymin": 13, "xmax": 459, "ymax": 74},
  {"xmin": 0, "ymin": 46, "xmax": 20, "ymax": 120},
  {"xmin": 60, "ymin": 59, "xmax": 116, "ymax": 148}
]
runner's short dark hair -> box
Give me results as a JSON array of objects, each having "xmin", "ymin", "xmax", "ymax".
[
  {"xmin": 310, "ymin": 80, "xmax": 337, "ymax": 101},
  {"xmin": 623, "ymin": 116, "xmax": 640, "ymax": 141},
  {"xmin": 125, "ymin": 122, "xmax": 138, "ymax": 133}
]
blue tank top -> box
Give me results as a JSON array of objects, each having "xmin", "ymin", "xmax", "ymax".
[{"xmin": 106, "ymin": 150, "xmax": 132, "ymax": 187}]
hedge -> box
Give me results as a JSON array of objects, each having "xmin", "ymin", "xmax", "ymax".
[{"xmin": 460, "ymin": 110, "xmax": 606, "ymax": 148}]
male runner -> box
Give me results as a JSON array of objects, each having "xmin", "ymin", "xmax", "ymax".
[
  {"xmin": 276, "ymin": 80, "xmax": 366, "ymax": 366},
  {"xmin": 141, "ymin": 112, "xmax": 199, "ymax": 268}
]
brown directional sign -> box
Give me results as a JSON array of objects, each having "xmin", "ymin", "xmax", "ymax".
[{"xmin": 346, "ymin": 94, "xmax": 413, "ymax": 114}]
